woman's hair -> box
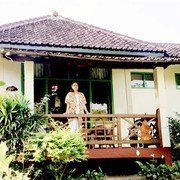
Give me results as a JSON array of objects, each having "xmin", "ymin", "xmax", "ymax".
[
  {"xmin": 70, "ymin": 82, "xmax": 78, "ymax": 92},
  {"xmin": 70, "ymin": 87, "xmax": 74, "ymax": 92}
]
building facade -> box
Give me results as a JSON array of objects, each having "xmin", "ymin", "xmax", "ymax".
[{"xmin": 0, "ymin": 13, "xmax": 180, "ymax": 163}]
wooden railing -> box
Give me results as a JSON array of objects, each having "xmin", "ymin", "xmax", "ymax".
[{"xmin": 49, "ymin": 109, "xmax": 162, "ymax": 149}]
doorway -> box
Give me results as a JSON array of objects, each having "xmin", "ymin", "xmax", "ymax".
[{"xmin": 34, "ymin": 62, "xmax": 112, "ymax": 114}]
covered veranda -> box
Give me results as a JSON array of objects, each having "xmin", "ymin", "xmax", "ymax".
[{"xmin": 50, "ymin": 109, "xmax": 172, "ymax": 165}]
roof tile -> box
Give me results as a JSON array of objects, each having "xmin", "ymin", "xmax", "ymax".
[
  {"xmin": 0, "ymin": 14, "xmax": 162, "ymax": 54},
  {"xmin": 1, "ymin": 14, "xmax": 180, "ymax": 58}
]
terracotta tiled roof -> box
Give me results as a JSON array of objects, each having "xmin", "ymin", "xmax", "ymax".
[
  {"xmin": 153, "ymin": 43, "xmax": 180, "ymax": 58},
  {"xmin": 0, "ymin": 13, "xmax": 163, "ymax": 54}
]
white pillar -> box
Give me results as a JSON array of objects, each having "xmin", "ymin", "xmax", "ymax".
[
  {"xmin": 0, "ymin": 55, "xmax": 4, "ymax": 82},
  {"xmin": 112, "ymin": 69, "xmax": 132, "ymax": 147},
  {"xmin": 0, "ymin": 57, "xmax": 5, "ymax": 93},
  {"xmin": 112, "ymin": 69, "xmax": 132, "ymax": 114},
  {"xmin": 124, "ymin": 69, "xmax": 133, "ymax": 114},
  {"xmin": 154, "ymin": 67, "xmax": 171, "ymax": 147},
  {"xmin": 24, "ymin": 61, "xmax": 34, "ymax": 108}
]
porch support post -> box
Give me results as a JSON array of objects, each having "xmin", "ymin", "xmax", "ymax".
[
  {"xmin": 0, "ymin": 55, "xmax": 3, "ymax": 84},
  {"xmin": 153, "ymin": 67, "xmax": 170, "ymax": 147},
  {"xmin": 112, "ymin": 69, "xmax": 132, "ymax": 114},
  {"xmin": 112, "ymin": 69, "xmax": 132, "ymax": 147},
  {"xmin": 124, "ymin": 69, "xmax": 133, "ymax": 114},
  {"xmin": 24, "ymin": 61, "xmax": 34, "ymax": 108}
]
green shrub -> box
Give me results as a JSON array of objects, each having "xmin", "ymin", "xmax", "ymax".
[
  {"xmin": 136, "ymin": 160, "xmax": 180, "ymax": 180},
  {"xmin": 78, "ymin": 167, "xmax": 105, "ymax": 180},
  {"xmin": 168, "ymin": 113, "xmax": 180, "ymax": 161},
  {"xmin": 0, "ymin": 93, "xmax": 49, "ymax": 152},
  {"xmin": 24, "ymin": 120, "xmax": 87, "ymax": 179},
  {"xmin": 0, "ymin": 92, "xmax": 104, "ymax": 179},
  {"xmin": 0, "ymin": 141, "xmax": 30, "ymax": 180},
  {"xmin": 0, "ymin": 81, "xmax": 5, "ymax": 87}
]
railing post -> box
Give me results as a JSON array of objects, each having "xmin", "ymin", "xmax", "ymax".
[
  {"xmin": 49, "ymin": 113, "xmax": 161, "ymax": 148},
  {"xmin": 78, "ymin": 116, "xmax": 83, "ymax": 131},
  {"xmin": 83, "ymin": 117, "xmax": 88, "ymax": 142},
  {"xmin": 117, "ymin": 117, "xmax": 121, "ymax": 147},
  {"xmin": 156, "ymin": 109, "xmax": 163, "ymax": 147}
]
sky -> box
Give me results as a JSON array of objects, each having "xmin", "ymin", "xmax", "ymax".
[{"xmin": 0, "ymin": 0, "xmax": 180, "ymax": 44}]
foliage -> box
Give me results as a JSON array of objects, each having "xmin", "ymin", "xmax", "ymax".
[
  {"xmin": 25, "ymin": 120, "xmax": 87, "ymax": 163},
  {"xmin": 0, "ymin": 93, "xmax": 50, "ymax": 152},
  {"xmin": 0, "ymin": 92, "xmax": 102, "ymax": 179},
  {"xmin": 34, "ymin": 93, "xmax": 56, "ymax": 114},
  {"xmin": 24, "ymin": 120, "xmax": 87, "ymax": 179},
  {"xmin": 91, "ymin": 109, "xmax": 107, "ymax": 114},
  {"xmin": 0, "ymin": 141, "xmax": 30, "ymax": 180},
  {"xmin": 136, "ymin": 160, "xmax": 180, "ymax": 180},
  {"xmin": 91, "ymin": 109, "xmax": 108, "ymax": 122},
  {"xmin": 78, "ymin": 167, "xmax": 105, "ymax": 180},
  {"xmin": 0, "ymin": 81, "xmax": 5, "ymax": 87},
  {"xmin": 168, "ymin": 113, "xmax": 180, "ymax": 160}
]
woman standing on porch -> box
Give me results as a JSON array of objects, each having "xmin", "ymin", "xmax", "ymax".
[{"xmin": 65, "ymin": 82, "xmax": 89, "ymax": 132}]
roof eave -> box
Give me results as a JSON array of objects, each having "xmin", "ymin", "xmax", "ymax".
[{"xmin": 0, "ymin": 43, "xmax": 165, "ymax": 57}]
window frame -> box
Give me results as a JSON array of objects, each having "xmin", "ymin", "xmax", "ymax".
[
  {"xmin": 131, "ymin": 72, "xmax": 154, "ymax": 89},
  {"xmin": 175, "ymin": 73, "xmax": 180, "ymax": 89}
]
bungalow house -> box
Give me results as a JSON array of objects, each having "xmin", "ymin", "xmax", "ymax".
[{"xmin": 0, "ymin": 12, "xmax": 180, "ymax": 165}]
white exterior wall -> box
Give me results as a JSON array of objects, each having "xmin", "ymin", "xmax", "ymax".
[
  {"xmin": 112, "ymin": 66, "xmax": 180, "ymax": 116},
  {"xmin": 0, "ymin": 56, "xmax": 21, "ymax": 93},
  {"xmin": 112, "ymin": 65, "xmax": 180, "ymax": 147},
  {"xmin": 131, "ymin": 88, "xmax": 156, "ymax": 113},
  {"xmin": 131, "ymin": 69, "xmax": 156, "ymax": 114},
  {"xmin": 112, "ymin": 68, "xmax": 156, "ymax": 114},
  {"xmin": 112, "ymin": 69, "xmax": 129, "ymax": 114},
  {"xmin": 165, "ymin": 65, "xmax": 180, "ymax": 118}
]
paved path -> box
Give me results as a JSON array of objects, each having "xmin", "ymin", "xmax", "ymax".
[{"xmin": 106, "ymin": 175, "xmax": 145, "ymax": 180}]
